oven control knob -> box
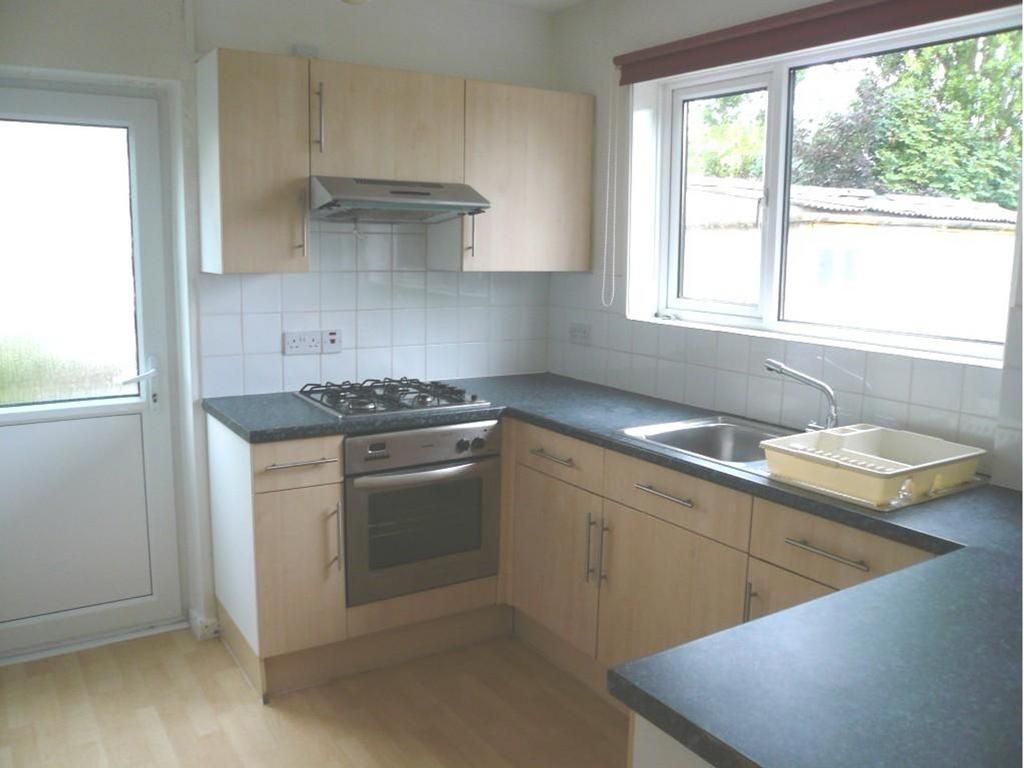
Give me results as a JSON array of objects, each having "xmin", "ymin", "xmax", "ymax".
[
  {"xmin": 456, "ymin": 438, "xmax": 471, "ymax": 453},
  {"xmin": 471, "ymin": 437, "xmax": 487, "ymax": 450}
]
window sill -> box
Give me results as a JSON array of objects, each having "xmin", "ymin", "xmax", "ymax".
[{"xmin": 645, "ymin": 312, "xmax": 1004, "ymax": 369}]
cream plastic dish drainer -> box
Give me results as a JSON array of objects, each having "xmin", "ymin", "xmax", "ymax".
[{"xmin": 760, "ymin": 424, "xmax": 986, "ymax": 509}]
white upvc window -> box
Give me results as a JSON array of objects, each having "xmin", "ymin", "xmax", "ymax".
[{"xmin": 629, "ymin": 6, "xmax": 1022, "ymax": 363}]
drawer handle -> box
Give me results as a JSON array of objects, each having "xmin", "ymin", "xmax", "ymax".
[
  {"xmin": 633, "ymin": 483, "xmax": 694, "ymax": 509},
  {"xmin": 264, "ymin": 457, "xmax": 339, "ymax": 472},
  {"xmin": 784, "ymin": 538, "xmax": 869, "ymax": 572},
  {"xmin": 530, "ymin": 447, "xmax": 574, "ymax": 468}
]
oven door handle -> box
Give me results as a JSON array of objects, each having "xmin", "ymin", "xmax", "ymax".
[{"xmin": 351, "ymin": 459, "xmax": 495, "ymax": 491}]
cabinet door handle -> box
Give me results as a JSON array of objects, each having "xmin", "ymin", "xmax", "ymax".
[
  {"xmin": 584, "ymin": 512, "xmax": 597, "ymax": 583},
  {"xmin": 529, "ymin": 447, "xmax": 574, "ymax": 467},
  {"xmin": 597, "ymin": 521, "xmax": 611, "ymax": 581},
  {"xmin": 784, "ymin": 538, "xmax": 869, "ymax": 572},
  {"xmin": 464, "ymin": 212, "xmax": 478, "ymax": 258},
  {"xmin": 264, "ymin": 456, "xmax": 339, "ymax": 472},
  {"xmin": 633, "ymin": 483, "xmax": 694, "ymax": 509},
  {"xmin": 296, "ymin": 186, "xmax": 307, "ymax": 253},
  {"xmin": 316, "ymin": 81, "xmax": 325, "ymax": 152},
  {"xmin": 327, "ymin": 501, "xmax": 342, "ymax": 571},
  {"xmin": 742, "ymin": 581, "xmax": 759, "ymax": 622}
]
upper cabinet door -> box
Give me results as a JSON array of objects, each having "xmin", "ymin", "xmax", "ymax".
[
  {"xmin": 197, "ymin": 49, "xmax": 310, "ymax": 273},
  {"xmin": 310, "ymin": 60, "xmax": 464, "ymax": 183},
  {"xmin": 464, "ymin": 80, "xmax": 594, "ymax": 272}
]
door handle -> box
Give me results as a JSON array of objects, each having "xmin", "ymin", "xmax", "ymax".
[
  {"xmin": 742, "ymin": 581, "xmax": 759, "ymax": 622},
  {"xmin": 121, "ymin": 355, "xmax": 160, "ymax": 407},
  {"xmin": 633, "ymin": 482, "xmax": 694, "ymax": 508},
  {"xmin": 264, "ymin": 457, "xmax": 339, "ymax": 472},
  {"xmin": 529, "ymin": 447, "xmax": 574, "ymax": 467},
  {"xmin": 327, "ymin": 501, "xmax": 342, "ymax": 571},
  {"xmin": 316, "ymin": 81, "xmax": 325, "ymax": 152},
  {"xmin": 584, "ymin": 512, "xmax": 597, "ymax": 583},
  {"xmin": 597, "ymin": 520, "xmax": 610, "ymax": 581},
  {"xmin": 784, "ymin": 538, "xmax": 869, "ymax": 572}
]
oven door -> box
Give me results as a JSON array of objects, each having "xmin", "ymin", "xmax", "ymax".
[{"xmin": 345, "ymin": 457, "xmax": 499, "ymax": 607}]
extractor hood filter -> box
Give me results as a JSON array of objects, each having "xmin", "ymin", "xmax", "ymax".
[{"xmin": 310, "ymin": 176, "xmax": 489, "ymax": 224}]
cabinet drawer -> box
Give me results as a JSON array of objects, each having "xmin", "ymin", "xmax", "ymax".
[
  {"xmin": 603, "ymin": 451, "xmax": 752, "ymax": 550},
  {"xmin": 750, "ymin": 499, "xmax": 931, "ymax": 590},
  {"xmin": 251, "ymin": 436, "xmax": 343, "ymax": 493},
  {"xmin": 515, "ymin": 422, "xmax": 603, "ymax": 493}
]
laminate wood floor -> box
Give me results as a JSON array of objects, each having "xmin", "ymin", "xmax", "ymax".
[{"xmin": 0, "ymin": 630, "xmax": 627, "ymax": 767}]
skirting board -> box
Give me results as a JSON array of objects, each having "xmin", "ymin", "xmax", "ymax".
[
  {"xmin": 513, "ymin": 610, "xmax": 626, "ymax": 713},
  {"xmin": 216, "ymin": 598, "xmax": 266, "ymax": 700},
  {"xmin": 264, "ymin": 605, "xmax": 512, "ymax": 696}
]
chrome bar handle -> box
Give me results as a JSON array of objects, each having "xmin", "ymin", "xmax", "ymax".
[
  {"xmin": 296, "ymin": 185, "xmax": 307, "ymax": 253},
  {"xmin": 742, "ymin": 581, "xmax": 758, "ymax": 622},
  {"xmin": 784, "ymin": 537, "xmax": 869, "ymax": 572},
  {"xmin": 584, "ymin": 512, "xmax": 596, "ymax": 583},
  {"xmin": 597, "ymin": 520, "xmax": 610, "ymax": 581},
  {"xmin": 529, "ymin": 447, "xmax": 574, "ymax": 468},
  {"xmin": 633, "ymin": 482, "xmax": 694, "ymax": 509},
  {"xmin": 327, "ymin": 502, "xmax": 342, "ymax": 570},
  {"xmin": 264, "ymin": 457, "xmax": 339, "ymax": 472},
  {"xmin": 316, "ymin": 81, "xmax": 325, "ymax": 152}
]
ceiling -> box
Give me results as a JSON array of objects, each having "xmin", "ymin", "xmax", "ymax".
[{"xmin": 473, "ymin": 0, "xmax": 583, "ymax": 12}]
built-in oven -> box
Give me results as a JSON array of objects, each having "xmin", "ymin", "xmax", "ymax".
[{"xmin": 344, "ymin": 421, "xmax": 500, "ymax": 607}]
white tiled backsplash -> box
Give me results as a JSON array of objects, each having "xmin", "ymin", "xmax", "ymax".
[
  {"xmin": 198, "ymin": 221, "xmax": 549, "ymax": 397},
  {"xmin": 546, "ymin": 272, "xmax": 1010, "ymax": 476}
]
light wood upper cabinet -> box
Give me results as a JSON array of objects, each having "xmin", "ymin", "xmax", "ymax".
[
  {"xmin": 464, "ymin": 80, "xmax": 594, "ymax": 272},
  {"xmin": 197, "ymin": 49, "xmax": 310, "ymax": 274},
  {"xmin": 596, "ymin": 501, "xmax": 747, "ymax": 668},
  {"xmin": 511, "ymin": 465, "xmax": 601, "ymax": 657},
  {"xmin": 746, "ymin": 557, "xmax": 833, "ymax": 622},
  {"xmin": 310, "ymin": 60, "xmax": 465, "ymax": 183},
  {"xmin": 254, "ymin": 483, "xmax": 346, "ymax": 657}
]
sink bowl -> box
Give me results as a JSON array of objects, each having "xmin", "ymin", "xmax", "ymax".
[{"xmin": 622, "ymin": 416, "xmax": 794, "ymax": 465}]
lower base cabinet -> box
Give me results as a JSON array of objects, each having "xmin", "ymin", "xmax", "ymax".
[
  {"xmin": 511, "ymin": 460, "xmax": 749, "ymax": 669},
  {"xmin": 745, "ymin": 557, "xmax": 834, "ymax": 622},
  {"xmin": 254, "ymin": 483, "xmax": 347, "ymax": 657},
  {"xmin": 511, "ymin": 465, "xmax": 600, "ymax": 656},
  {"xmin": 597, "ymin": 500, "xmax": 746, "ymax": 667}
]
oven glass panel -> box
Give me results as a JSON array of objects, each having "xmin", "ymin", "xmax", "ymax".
[{"xmin": 366, "ymin": 477, "xmax": 483, "ymax": 570}]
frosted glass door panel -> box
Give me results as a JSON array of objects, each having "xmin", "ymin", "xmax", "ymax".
[{"xmin": 0, "ymin": 120, "xmax": 140, "ymax": 406}]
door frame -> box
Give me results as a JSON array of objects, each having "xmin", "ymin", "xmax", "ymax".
[{"xmin": 0, "ymin": 83, "xmax": 185, "ymax": 657}]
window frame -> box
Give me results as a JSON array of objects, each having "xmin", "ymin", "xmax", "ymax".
[
  {"xmin": 637, "ymin": 6, "xmax": 1022, "ymax": 363},
  {"xmin": 663, "ymin": 74, "xmax": 773, "ymax": 319}
]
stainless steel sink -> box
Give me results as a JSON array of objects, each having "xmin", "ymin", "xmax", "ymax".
[{"xmin": 621, "ymin": 416, "xmax": 794, "ymax": 465}]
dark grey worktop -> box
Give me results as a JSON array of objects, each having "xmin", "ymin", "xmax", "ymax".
[{"xmin": 203, "ymin": 373, "xmax": 1022, "ymax": 767}]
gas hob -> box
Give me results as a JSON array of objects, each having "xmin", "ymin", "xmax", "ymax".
[{"xmin": 296, "ymin": 378, "xmax": 490, "ymax": 417}]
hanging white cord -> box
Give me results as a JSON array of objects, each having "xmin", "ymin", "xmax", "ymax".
[{"xmin": 600, "ymin": 65, "xmax": 620, "ymax": 309}]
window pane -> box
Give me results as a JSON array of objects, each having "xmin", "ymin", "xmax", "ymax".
[
  {"xmin": 679, "ymin": 88, "xmax": 767, "ymax": 306},
  {"xmin": 784, "ymin": 30, "xmax": 1020, "ymax": 342},
  {"xmin": 0, "ymin": 120, "xmax": 139, "ymax": 406}
]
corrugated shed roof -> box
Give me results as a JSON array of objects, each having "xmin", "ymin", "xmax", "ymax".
[{"xmin": 691, "ymin": 177, "xmax": 1017, "ymax": 225}]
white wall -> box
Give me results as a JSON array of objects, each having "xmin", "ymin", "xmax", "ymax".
[
  {"xmin": 0, "ymin": 0, "xmax": 561, "ymax": 636},
  {"xmin": 547, "ymin": 0, "xmax": 1021, "ymax": 487},
  {"xmin": 199, "ymin": 222, "xmax": 549, "ymax": 395},
  {"xmin": 195, "ymin": 0, "xmax": 558, "ymax": 88}
]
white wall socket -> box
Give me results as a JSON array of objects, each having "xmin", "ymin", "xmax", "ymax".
[
  {"xmin": 321, "ymin": 329, "xmax": 341, "ymax": 354},
  {"xmin": 568, "ymin": 321, "xmax": 592, "ymax": 346},
  {"xmin": 283, "ymin": 331, "xmax": 322, "ymax": 355}
]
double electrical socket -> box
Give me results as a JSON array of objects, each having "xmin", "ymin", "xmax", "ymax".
[{"xmin": 283, "ymin": 331, "xmax": 341, "ymax": 355}]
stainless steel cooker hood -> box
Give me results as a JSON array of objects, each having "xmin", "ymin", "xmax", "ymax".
[{"xmin": 310, "ymin": 176, "xmax": 490, "ymax": 224}]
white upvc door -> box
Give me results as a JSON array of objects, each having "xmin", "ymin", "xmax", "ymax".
[{"xmin": 0, "ymin": 85, "xmax": 182, "ymax": 657}]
